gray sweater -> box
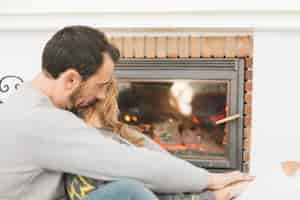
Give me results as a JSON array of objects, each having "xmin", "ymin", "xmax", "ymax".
[{"xmin": 0, "ymin": 82, "xmax": 209, "ymax": 200}]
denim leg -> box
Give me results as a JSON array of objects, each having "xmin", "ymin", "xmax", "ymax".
[
  {"xmin": 83, "ymin": 179, "xmax": 159, "ymax": 200},
  {"xmin": 157, "ymin": 191, "xmax": 216, "ymax": 200}
]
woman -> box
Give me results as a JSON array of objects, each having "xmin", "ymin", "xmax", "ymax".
[{"xmin": 64, "ymin": 78, "xmax": 252, "ymax": 200}]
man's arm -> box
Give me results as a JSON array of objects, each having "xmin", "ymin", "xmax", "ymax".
[{"xmin": 27, "ymin": 109, "xmax": 209, "ymax": 194}]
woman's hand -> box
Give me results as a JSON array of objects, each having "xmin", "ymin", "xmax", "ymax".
[{"xmin": 207, "ymin": 171, "xmax": 255, "ymax": 190}]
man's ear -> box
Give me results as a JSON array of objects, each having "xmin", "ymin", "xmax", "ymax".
[{"xmin": 61, "ymin": 69, "xmax": 82, "ymax": 91}]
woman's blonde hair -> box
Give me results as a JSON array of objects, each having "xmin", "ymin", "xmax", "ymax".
[{"xmin": 78, "ymin": 78, "xmax": 145, "ymax": 147}]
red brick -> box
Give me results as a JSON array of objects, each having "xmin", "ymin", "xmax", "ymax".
[
  {"xmin": 212, "ymin": 36, "xmax": 225, "ymax": 58},
  {"xmin": 245, "ymin": 57, "xmax": 253, "ymax": 69},
  {"xmin": 245, "ymin": 70, "xmax": 253, "ymax": 81},
  {"xmin": 145, "ymin": 37, "xmax": 156, "ymax": 58},
  {"xmin": 243, "ymin": 128, "xmax": 251, "ymax": 138},
  {"xmin": 156, "ymin": 37, "xmax": 167, "ymax": 58},
  {"xmin": 245, "ymin": 81, "xmax": 253, "ymax": 92},
  {"xmin": 243, "ymin": 151, "xmax": 250, "ymax": 162},
  {"xmin": 245, "ymin": 92, "xmax": 252, "ymax": 104},
  {"xmin": 200, "ymin": 37, "xmax": 212, "ymax": 58},
  {"xmin": 178, "ymin": 37, "xmax": 189, "ymax": 58},
  {"xmin": 167, "ymin": 37, "xmax": 178, "ymax": 58},
  {"xmin": 244, "ymin": 104, "xmax": 252, "ymax": 115},
  {"xmin": 244, "ymin": 116, "xmax": 252, "ymax": 127},
  {"xmin": 123, "ymin": 37, "xmax": 134, "ymax": 58},
  {"xmin": 133, "ymin": 37, "xmax": 145, "ymax": 58},
  {"xmin": 237, "ymin": 36, "xmax": 250, "ymax": 57},
  {"xmin": 224, "ymin": 36, "xmax": 237, "ymax": 58},
  {"xmin": 190, "ymin": 36, "xmax": 201, "ymax": 58},
  {"xmin": 243, "ymin": 138, "xmax": 250, "ymax": 148}
]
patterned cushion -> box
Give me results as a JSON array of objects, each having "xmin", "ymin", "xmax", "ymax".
[{"xmin": 64, "ymin": 174, "xmax": 107, "ymax": 200}]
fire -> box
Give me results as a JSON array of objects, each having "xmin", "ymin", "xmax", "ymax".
[
  {"xmin": 132, "ymin": 115, "xmax": 138, "ymax": 122},
  {"xmin": 191, "ymin": 115, "xmax": 200, "ymax": 124},
  {"xmin": 123, "ymin": 114, "xmax": 139, "ymax": 123},
  {"xmin": 122, "ymin": 114, "xmax": 210, "ymax": 152},
  {"xmin": 152, "ymin": 134, "xmax": 209, "ymax": 152},
  {"xmin": 124, "ymin": 114, "xmax": 131, "ymax": 122}
]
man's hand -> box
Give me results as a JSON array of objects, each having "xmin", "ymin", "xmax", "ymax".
[{"xmin": 207, "ymin": 171, "xmax": 255, "ymax": 190}]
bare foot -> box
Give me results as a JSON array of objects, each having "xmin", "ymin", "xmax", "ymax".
[
  {"xmin": 214, "ymin": 181, "xmax": 251, "ymax": 200},
  {"xmin": 208, "ymin": 171, "xmax": 255, "ymax": 190}
]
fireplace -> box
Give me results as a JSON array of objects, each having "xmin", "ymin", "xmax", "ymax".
[
  {"xmin": 0, "ymin": 34, "xmax": 253, "ymax": 172},
  {"xmin": 115, "ymin": 58, "xmax": 245, "ymax": 171}
]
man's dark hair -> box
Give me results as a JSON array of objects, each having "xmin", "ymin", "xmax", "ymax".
[{"xmin": 42, "ymin": 25, "xmax": 120, "ymax": 80}]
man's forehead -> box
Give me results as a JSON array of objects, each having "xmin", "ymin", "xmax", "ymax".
[{"xmin": 93, "ymin": 54, "xmax": 115, "ymax": 82}]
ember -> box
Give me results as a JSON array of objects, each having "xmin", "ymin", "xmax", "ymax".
[{"xmin": 152, "ymin": 134, "xmax": 209, "ymax": 152}]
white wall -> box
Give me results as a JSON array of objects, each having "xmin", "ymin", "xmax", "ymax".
[
  {"xmin": 251, "ymin": 32, "xmax": 300, "ymax": 175},
  {"xmin": 1, "ymin": 0, "xmax": 300, "ymax": 13},
  {"xmin": 253, "ymin": 32, "xmax": 300, "ymax": 170},
  {"xmin": 3, "ymin": 1, "xmax": 300, "ymax": 31},
  {"xmin": 0, "ymin": 31, "xmax": 54, "ymax": 100}
]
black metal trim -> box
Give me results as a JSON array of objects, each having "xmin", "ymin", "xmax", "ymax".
[{"xmin": 117, "ymin": 58, "xmax": 238, "ymax": 71}]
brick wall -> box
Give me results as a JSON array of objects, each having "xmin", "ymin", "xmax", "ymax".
[{"xmin": 108, "ymin": 35, "xmax": 253, "ymax": 172}]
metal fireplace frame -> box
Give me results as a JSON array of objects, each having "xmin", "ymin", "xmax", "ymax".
[{"xmin": 115, "ymin": 58, "xmax": 245, "ymax": 171}]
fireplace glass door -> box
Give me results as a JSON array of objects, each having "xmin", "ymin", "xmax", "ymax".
[{"xmin": 115, "ymin": 59, "xmax": 244, "ymax": 171}]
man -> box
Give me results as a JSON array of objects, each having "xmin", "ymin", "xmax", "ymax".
[{"xmin": 0, "ymin": 26, "xmax": 253, "ymax": 200}]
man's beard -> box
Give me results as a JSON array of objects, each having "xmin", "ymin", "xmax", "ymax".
[{"xmin": 68, "ymin": 84, "xmax": 97, "ymax": 116}]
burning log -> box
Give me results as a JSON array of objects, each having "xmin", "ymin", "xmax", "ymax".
[{"xmin": 152, "ymin": 133, "xmax": 209, "ymax": 152}]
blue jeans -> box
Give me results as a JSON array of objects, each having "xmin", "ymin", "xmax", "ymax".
[
  {"xmin": 83, "ymin": 179, "xmax": 159, "ymax": 200},
  {"xmin": 83, "ymin": 179, "xmax": 215, "ymax": 200}
]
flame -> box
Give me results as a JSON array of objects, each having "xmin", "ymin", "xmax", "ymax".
[
  {"xmin": 124, "ymin": 114, "xmax": 131, "ymax": 122},
  {"xmin": 192, "ymin": 115, "xmax": 200, "ymax": 124},
  {"xmin": 170, "ymin": 82, "xmax": 193, "ymax": 115},
  {"xmin": 132, "ymin": 115, "xmax": 138, "ymax": 122}
]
